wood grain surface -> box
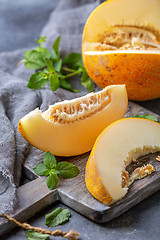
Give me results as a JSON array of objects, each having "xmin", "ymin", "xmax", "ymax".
[
  {"xmin": 0, "ymin": 101, "xmax": 160, "ymax": 236},
  {"xmin": 0, "ymin": 178, "xmax": 58, "ymax": 236}
]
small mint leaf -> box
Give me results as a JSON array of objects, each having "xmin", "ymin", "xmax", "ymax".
[
  {"xmin": 56, "ymin": 162, "xmax": 80, "ymax": 178},
  {"xmin": 27, "ymin": 72, "xmax": 48, "ymax": 89},
  {"xmin": 81, "ymin": 70, "xmax": 95, "ymax": 92},
  {"xmin": 131, "ymin": 114, "xmax": 159, "ymax": 122},
  {"xmin": 45, "ymin": 208, "xmax": 71, "ymax": 227},
  {"xmin": 38, "ymin": 48, "xmax": 51, "ymax": 60},
  {"xmin": 33, "ymin": 163, "xmax": 49, "ymax": 176},
  {"xmin": 35, "ymin": 36, "xmax": 47, "ymax": 44},
  {"xmin": 59, "ymin": 78, "xmax": 80, "ymax": 93},
  {"xmin": 49, "ymin": 74, "xmax": 60, "ymax": 92},
  {"xmin": 25, "ymin": 61, "xmax": 43, "ymax": 70},
  {"xmin": 45, "ymin": 58, "xmax": 54, "ymax": 73},
  {"xmin": 49, "ymin": 169, "xmax": 59, "ymax": 175},
  {"xmin": 24, "ymin": 49, "xmax": 35, "ymax": 60},
  {"xmin": 24, "ymin": 50, "xmax": 46, "ymax": 70},
  {"xmin": 43, "ymin": 151, "xmax": 56, "ymax": 169},
  {"xmin": 42, "ymin": 169, "xmax": 51, "ymax": 176},
  {"xmin": 50, "ymin": 49, "xmax": 58, "ymax": 61},
  {"xmin": 52, "ymin": 36, "xmax": 61, "ymax": 58},
  {"xmin": 46, "ymin": 173, "xmax": 58, "ymax": 190},
  {"xmin": 63, "ymin": 53, "xmax": 82, "ymax": 69},
  {"xmin": 24, "ymin": 47, "xmax": 50, "ymax": 70},
  {"xmin": 53, "ymin": 59, "xmax": 62, "ymax": 72},
  {"xmin": 26, "ymin": 230, "xmax": 49, "ymax": 240},
  {"xmin": 45, "ymin": 207, "xmax": 62, "ymax": 226}
]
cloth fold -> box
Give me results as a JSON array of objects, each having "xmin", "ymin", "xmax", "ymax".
[{"xmin": 0, "ymin": 0, "xmax": 100, "ymax": 214}]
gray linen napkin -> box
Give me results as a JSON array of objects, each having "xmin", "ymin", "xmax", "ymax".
[{"xmin": 0, "ymin": 0, "xmax": 100, "ymax": 214}]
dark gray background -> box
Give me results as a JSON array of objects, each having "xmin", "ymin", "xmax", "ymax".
[{"xmin": 1, "ymin": 0, "xmax": 160, "ymax": 239}]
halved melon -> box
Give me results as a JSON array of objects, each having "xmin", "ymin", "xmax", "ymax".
[
  {"xmin": 85, "ymin": 118, "xmax": 160, "ymax": 205},
  {"xmin": 18, "ymin": 85, "xmax": 127, "ymax": 156},
  {"xmin": 82, "ymin": 0, "xmax": 160, "ymax": 101}
]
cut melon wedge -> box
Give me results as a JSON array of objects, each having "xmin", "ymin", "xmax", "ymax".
[
  {"xmin": 18, "ymin": 85, "xmax": 128, "ymax": 156},
  {"xmin": 85, "ymin": 118, "xmax": 160, "ymax": 205},
  {"xmin": 82, "ymin": 0, "xmax": 160, "ymax": 100}
]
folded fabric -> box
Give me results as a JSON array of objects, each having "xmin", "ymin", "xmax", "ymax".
[{"xmin": 0, "ymin": 0, "xmax": 100, "ymax": 214}]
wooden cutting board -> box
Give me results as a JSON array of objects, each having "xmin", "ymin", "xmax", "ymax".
[{"xmin": 0, "ymin": 101, "xmax": 160, "ymax": 236}]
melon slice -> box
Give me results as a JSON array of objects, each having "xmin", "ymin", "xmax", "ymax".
[
  {"xmin": 82, "ymin": 0, "xmax": 160, "ymax": 101},
  {"xmin": 85, "ymin": 118, "xmax": 160, "ymax": 205},
  {"xmin": 18, "ymin": 85, "xmax": 127, "ymax": 156}
]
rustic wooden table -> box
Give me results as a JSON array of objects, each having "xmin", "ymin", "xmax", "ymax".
[{"xmin": 1, "ymin": 0, "xmax": 160, "ymax": 239}]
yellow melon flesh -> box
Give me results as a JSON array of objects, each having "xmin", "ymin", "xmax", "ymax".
[
  {"xmin": 85, "ymin": 118, "xmax": 160, "ymax": 205},
  {"xmin": 82, "ymin": 0, "xmax": 160, "ymax": 101},
  {"xmin": 82, "ymin": 0, "xmax": 160, "ymax": 44},
  {"xmin": 18, "ymin": 85, "xmax": 128, "ymax": 156}
]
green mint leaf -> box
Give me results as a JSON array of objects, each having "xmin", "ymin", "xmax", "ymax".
[
  {"xmin": 24, "ymin": 46, "xmax": 50, "ymax": 70},
  {"xmin": 131, "ymin": 114, "xmax": 159, "ymax": 122},
  {"xmin": 50, "ymin": 49, "xmax": 58, "ymax": 61},
  {"xmin": 43, "ymin": 169, "xmax": 51, "ymax": 176},
  {"xmin": 27, "ymin": 72, "xmax": 48, "ymax": 89},
  {"xmin": 25, "ymin": 61, "xmax": 43, "ymax": 70},
  {"xmin": 24, "ymin": 50, "xmax": 46, "ymax": 70},
  {"xmin": 56, "ymin": 162, "xmax": 80, "ymax": 178},
  {"xmin": 52, "ymin": 36, "xmax": 61, "ymax": 58},
  {"xmin": 81, "ymin": 70, "xmax": 95, "ymax": 92},
  {"xmin": 26, "ymin": 230, "xmax": 49, "ymax": 240},
  {"xmin": 43, "ymin": 151, "xmax": 57, "ymax": 169},
  {"xmin": 35, "ymin": 36, "xmax": 47, "ymax": 44},
  {"xmin": 25, "ymin": 49, "xmax": 50, "ymax": 67},
  {"xmin": 53, "ymin": 59, "xmax": 62, "ymax": 72},
  {"xmin": 46, "ymin": 173, "xmax": 58, "ymax": 190},
  {"xmin": 59, "ymin": 78, "xmax": 80, "ymax": 92},
  {"xmin": 49, "ymin": 169, "xmax": 59, "ymax": 175},
  {"xmin": 38, "ymin": 48, "xmax": 51, "ymax": 60},
  {"xmin": 63, "ymin": 53, "xmax": 83, "ymax": 69},
  {"xmin": 33, "ymin": 163, "xmax": 49, "ymax": 176},
  {"xmin": 24, "ymin": 49, "xmax": 35, "ymax": 60},
  {"xmin": 45, "ymin": 207, "xmax": 62, "ymax": 226},
  {"xmin": 49, "ymin": 74, "xmax": 60, "ymax": 92},
  {"xmin": 45, "ymin": 208, "xmax": 71, "ymax": 227},
  {"xmin": 45, "ymin": 58, "xmax": 54, "ymax": 72}
]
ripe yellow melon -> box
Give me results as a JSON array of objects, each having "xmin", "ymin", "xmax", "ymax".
[
  {"xmin": 82, "ymin": 0, "xmax": 160, "ymax": 101},
  {"xmin": 85, "ymin": 118, "xmax": 160, "ymax": 205},
  {"xmin": 18, "ymin": 85, "xmax": 128, "ymax": 156}
]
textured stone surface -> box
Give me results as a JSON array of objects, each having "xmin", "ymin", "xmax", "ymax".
[
  {"xmin": 3, "ymin": 197, "xmax": 160, "ymax": 240},
  {"xmin": 1, "ymin": 0, "xmax": 160, "ymax": 239}
]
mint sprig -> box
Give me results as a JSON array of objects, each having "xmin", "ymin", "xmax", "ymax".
[
  {"xmin": 45, "ymin": 207, "xmax": 71, "ymax": 227},
  {"xmin": 63, "ymin": 52, "xmax": 95, "ymax": 92},
  {"xmin": 131, "ymin": 114, "xmax": 159, "ymax": 122},
  {"xmin": 20, "ymin": 36, "xmax": 94, "ymax": 93},
  {"xmin": 33, "ymin": 151, "xmax": 80, "ymax": 190}
]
